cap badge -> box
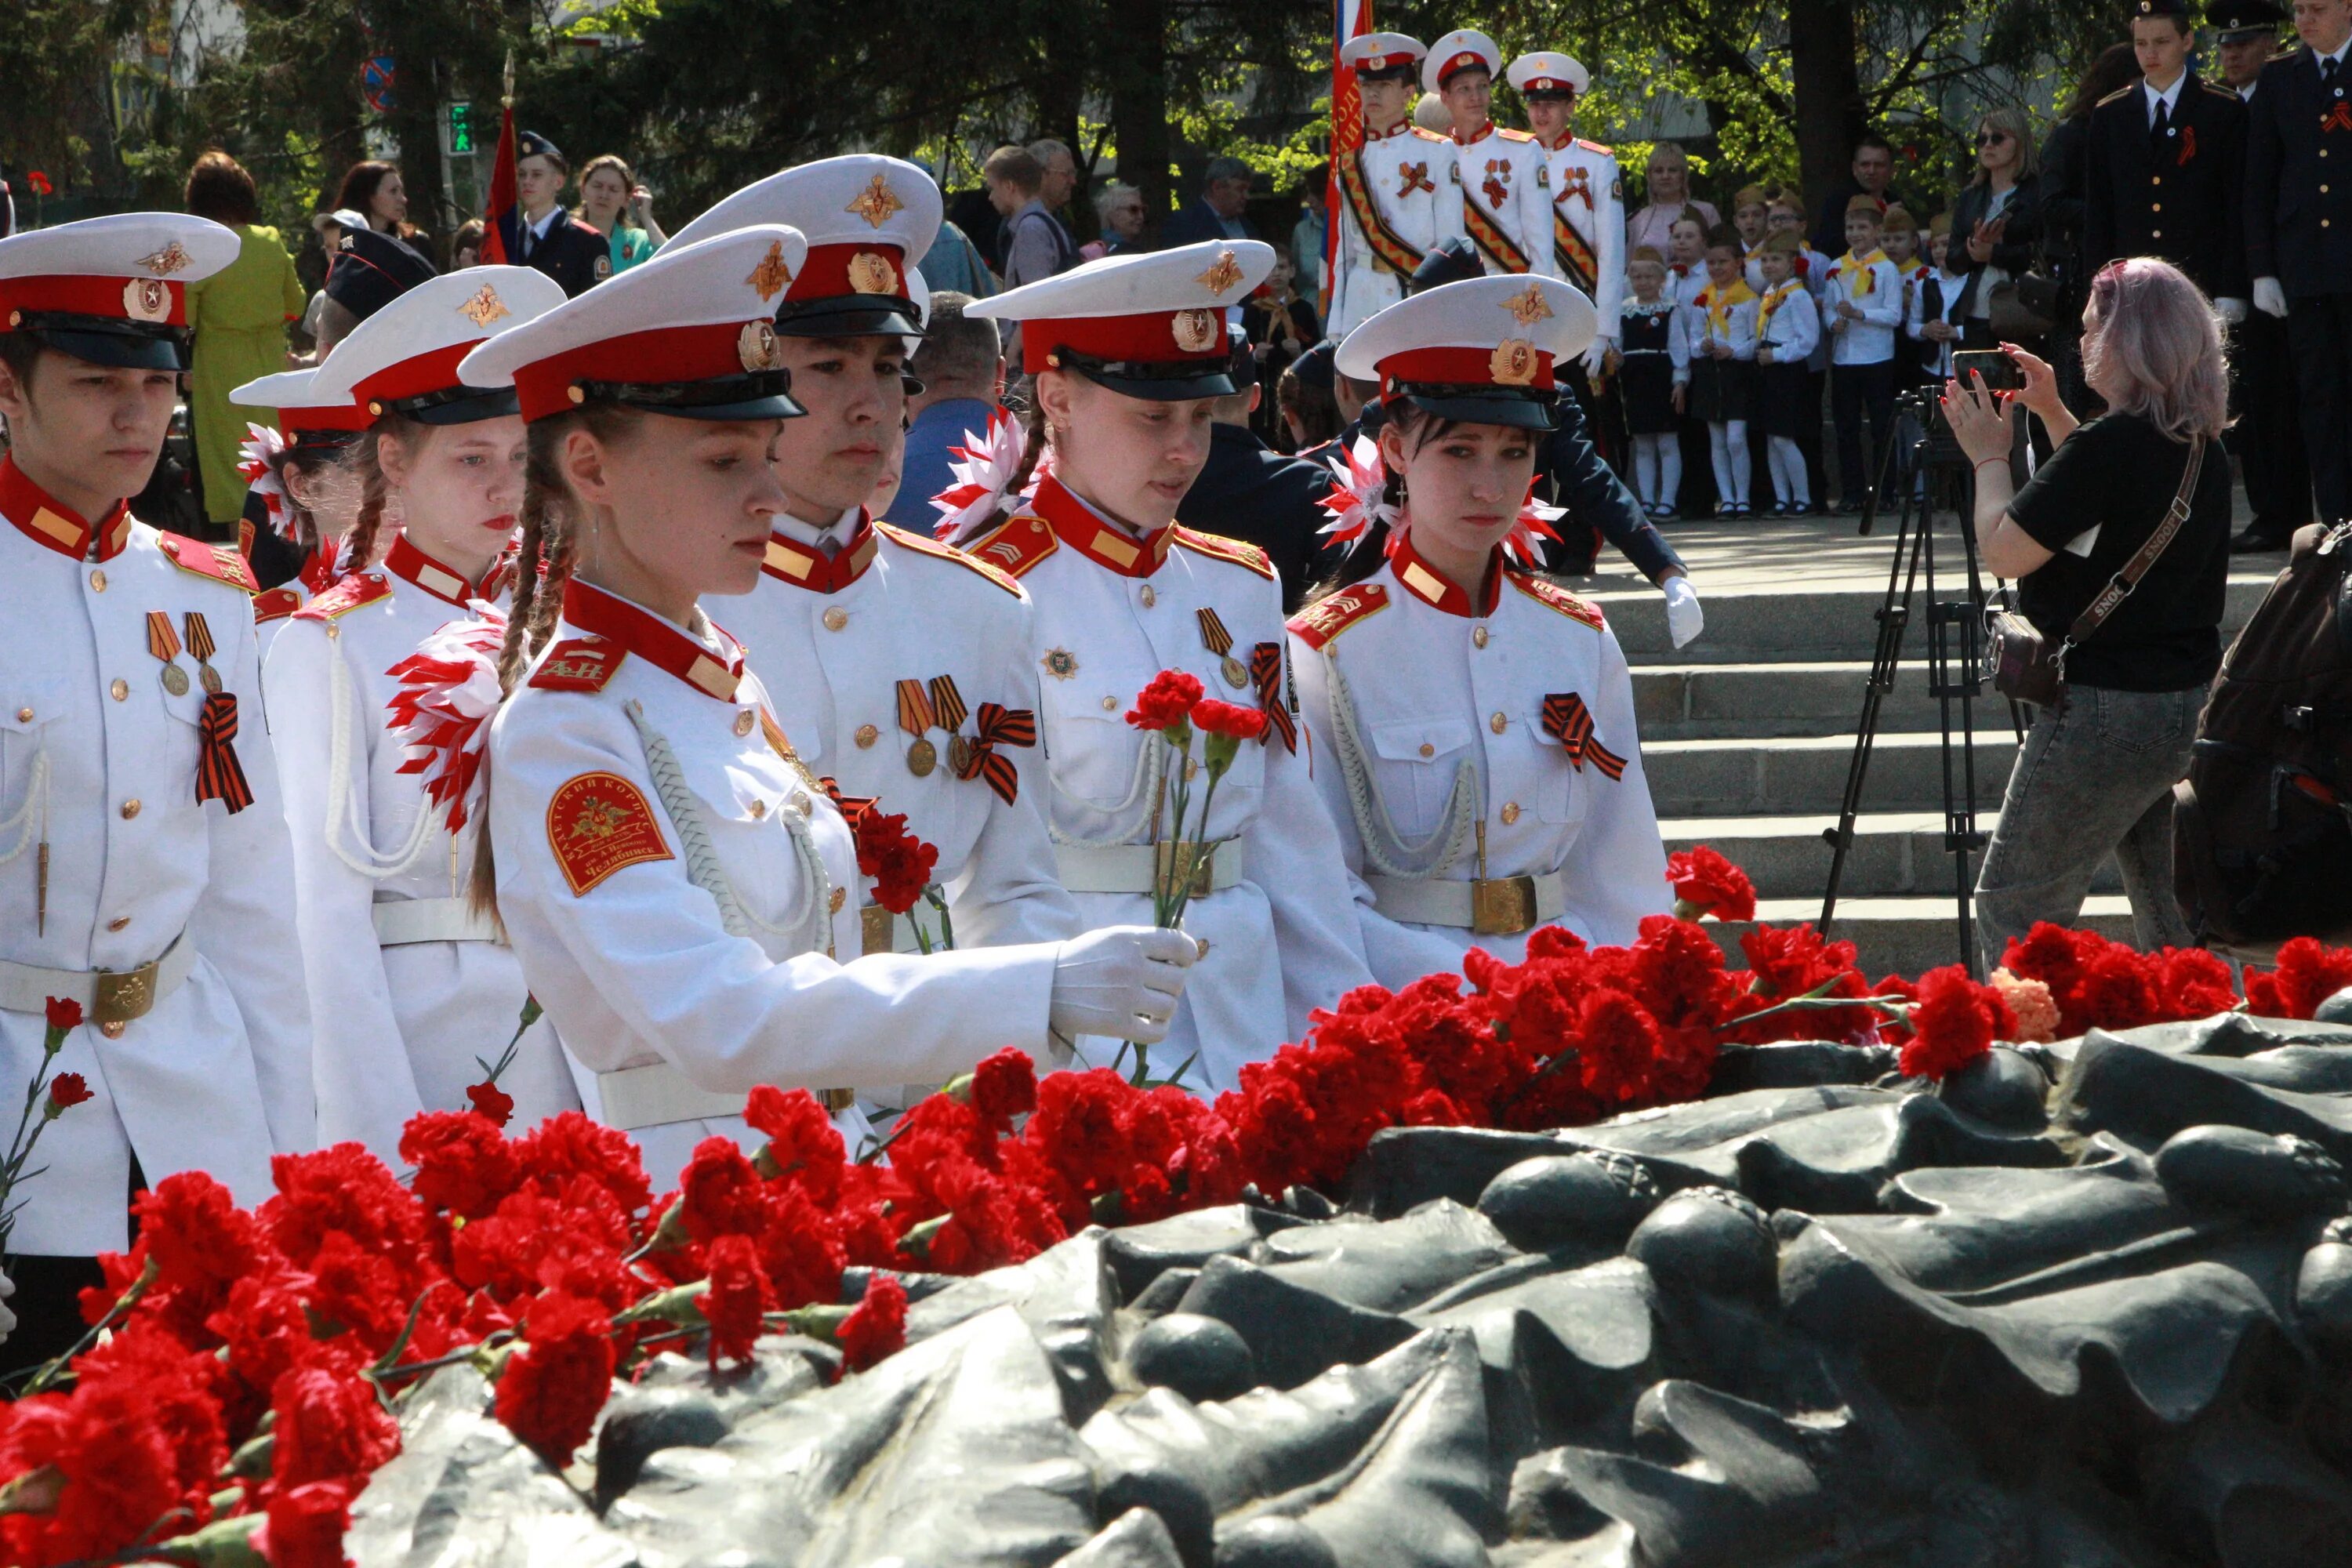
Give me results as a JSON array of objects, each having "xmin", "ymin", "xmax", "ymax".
[
  {"xmin": 136, "ymin": 241, "xmax": 193, "ymax": 277},
  {"xmin": 1196, "ymin": 249, "xmax": 1245, "ymax": 296},
  {"xmin": 1490, "ymin": 338, "xmax": 1538, "ymax": 386},
  {"xmin": 456, "ymin": 284, "xmax": 510, "ymax": 328},
  {"xmin": 746, "ymin": 240, "xmax": 795, "ymax": 302},
  {"xmin": 848, "ymin": 251, "xmax": 900, "ymax": 296},
  {"xmin": 738, "ymin": 320, "xmax": 781, "ymax": 372},
  {"xmin": 122, "ymin": 278, "xmax": 172, "ymax": 323},
  {"xmin": 1171, "ymin": 309, "xmax": 1219, "ymax": 354},
  {"xmin": 847, "ymin": 174, "xmax": 906, "ymax": 230},
  {"xmin": 337, "ymin": 233, "xmax": 357, "ymax": 252},
  {"xmin": 1501, "ymin": 282, "xmax": 1554, "ymax": 327}
]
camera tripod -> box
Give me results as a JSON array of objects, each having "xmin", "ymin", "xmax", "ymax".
[{"xmin": 1819, "ymin": 389, "xmax": 2025, "ymax": 978}]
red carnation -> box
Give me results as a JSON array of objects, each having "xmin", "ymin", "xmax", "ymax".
[
  {"xmin": 2250, "ymin": 936, "xmax": 2352, "ymax": 1020},
  {"xmin": 1900, "ymin": 964, "xmax": 2013, "ymax": 1080},
  {"xmin": 258, "ymin": 1479, "xmax": 355, "ymax": 1568},
  {"xmin": 466, "ymin": 1079, "xmax": 517, "ymax": 1128},
  {"xmin": 26, "ymin": 172, "xmax": 53, "ymax": 198},
  {"xmin": 701, "ymin": 1233, "xmax": 768, "ymax": 1370},
  {"xmin": 270, "ymin": 1364, "xmax": 398, "ymax": 1489},
  {"xmin": 45, "ymin": 1072, "xmax": 92, "ymax": 1113},
  {"xmin": 837, "ymin": 1271, "xmax": 908, "ymax": 1372},
  {"xmin": 1126, "ymin": 669, "xmax": 1204, "ymax": 732},
  {"xmin": 1665, "ymin": 847, "xmax": 1756, "ymax": 922},
  {"xmin": 400, "ymin": 1109, "xmax": 521, "ymax": 1220},
  {"xmin": 852, "ymin": 808, "xmax": 939, "ymax": 915},
  {"xmin": 1189, "ymin": 698, "xmax": 1268, "ymax": 741},
  {"xmin": 42, "ymin": 996, "xmax": 82, "ymax": 1034},
  {"xmin": 677, "ymin": 1136, "xmax": 771, "ymax": 1243},
  {"xmin": 493, "ymin": 1290, "xmax": 616, "ymax": 1465},
  {"xmin": 744, "ymin": 1085, "xmax": 848, "ymax": 1201}
]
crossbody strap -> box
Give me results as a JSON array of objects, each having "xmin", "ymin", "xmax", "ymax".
[{"xmin": 2058, "ymin": 435, "xmax": 2205, "ymax": 659}]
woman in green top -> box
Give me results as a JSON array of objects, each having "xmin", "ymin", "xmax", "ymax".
[
  {"xmin": 184, "ymin": 151, "xmax": 304, "ymax": 525},
  {"xmin": 575, "ymin": 154, "xmax": 666, "ymax": 276}
]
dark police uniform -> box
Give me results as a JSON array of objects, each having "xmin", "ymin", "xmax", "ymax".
[
  {"xmin": 496, "ymin": 208, "xmax": 611, "ymax": 298},
  {"xmin": 2084, "ymin": 72, "xmax": 2249, "ymax": 297},
  {"xmin": 2245, "ymin": 38, "xmax": 2352, "ymax": 520}
]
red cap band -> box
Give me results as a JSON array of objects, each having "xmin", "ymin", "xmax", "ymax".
[
  {"xmin": 1436, "ymin": 50, "xmax": 1487, "ymax": 82},
  {"xmin": 1355, "ymin": 51, "xmax": 1417, "ymax": 71},
  {"xmin": 352, "ymin": 343, "xmax": 477, "ymax": 413},
  {"xmin": 789, "ymin": 241, "xmax": 912, "ymax": 304},
  {"xmin": 0, "ymin": 274, "xmax": 187, "ymax": 330},
  {"xmin": 511, "ymin": 319, "xmax": 773, "ymax": 423},
  {"xmin": 1522, "ymin": 76, "xmax": 1571, "ymax": 92},
  {"xmin": 278, "ymin": 400, "xmax": 372, "ymax": 437},
  {"xmin": 1381, "ymin": 344, "xmax": 1556, "ymax": 393},
  {"xmin": 1023, "ymin": 308, "xmax": 1232, "ymax": 376}
]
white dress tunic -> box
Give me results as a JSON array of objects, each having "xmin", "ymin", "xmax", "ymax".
[
  {"xmin": 265, "ymin": 532, "xmax": 579, "ymax": 1163},
  {"xmin": 1287, "ymin": 537, "xmax": 1671, "ymax": 990},
  {"xmin": 486, "ymin": 579, "xmax": 1060, "ymax": 1181},
  {"xmin": 964, "ymin": 474, "xmax": 1373, "ymax": 1091},
  {"xmin": 0, "ymin": 466, "xmax": 312, "ymax": 1254}
]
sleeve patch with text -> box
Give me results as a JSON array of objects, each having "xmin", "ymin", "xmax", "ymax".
[{"xmin": 546, "ymin": 771, "xmax": 673, "ymax": 895}]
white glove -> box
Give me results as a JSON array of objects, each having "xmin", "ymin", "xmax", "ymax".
[
  {"xmin": 1662, "ymin": 574, "xmax": 1704, "ymax": 649},
  {"xmin": 2215, "ymin": 296, "xmax": 2249, "ymax": 325},
  {"xmin": 1048, "ymin": 925, "xmax": 1198, "ymax": 1044},
  {"xmin": 1584, "ymin": 334, "xmax": 1616, "ymax": 376},
  {"xmin": 0, "ymin": 1267, "xmax": 16, "ymax": 1348},
  {"xmin": 2254, "ymin": 278, "xmax": 2289, "ymax": 319}
]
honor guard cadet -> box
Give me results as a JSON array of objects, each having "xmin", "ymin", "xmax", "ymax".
[
  {"xmin": 227, "ymin": 366, "xmax": 370, "ymax": 653},
  {"xmin": 2085, "ymin": 0, "xmax": 2251, "ymax": 307},
  {"xmin": 1290, "ymin": 274, "xmax": 1668, "ymax": 989},
  {"xmin": 1425, "ymin": 30, "xmax": 1564, "ymax": 285},
  {"xmin": 264, "ymin": 266, "xmax": 575, "ymax": 1164},
  {"xmin": 0, "ymin": 215, "xmax": 313, "ymax": 1369},
  {"xmin": 1327, "ymin": 33, "xmax": 1467, "ymax": 342},
  {"xmin": 456, "ymin": 227, "xmax": 1193, "ymax": 1178},
  {"xmin": 1508, "ymin": 52, "xmax": 1624, "ymax": 375},
  {"xmin": 499, "ymin": 132, "xmax": 613, "ymax": 299},
  {"xmin": 662, "ymin": 155, "xmax": 1080, "ymax": 993},
  {"xmin": 964, "ymin": 241, "xmax": 1374, "ymax": 1092}
]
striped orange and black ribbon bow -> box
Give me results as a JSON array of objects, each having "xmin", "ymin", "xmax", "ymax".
[
  {"xmin": 818, "ymin": 775, "xmax": 879, "ymax": 826},
  {"xmin": 2325, "ymin": 102, "xmax": 2352, "ymax": 133},
  {"xmin": 1541, "ymin": 692, "xmax": 1627, "ymax": 781},
  {"xmin": 195, "ymin": 691, "xmax": 255, "ymax": 812},
  {"xmin": 1251, "ymin": 642, "xmax": 1296, "ymax": 753},
  {"xmin": 956, "ymin": 701, "xmax": 1036, "ymax": 804}
]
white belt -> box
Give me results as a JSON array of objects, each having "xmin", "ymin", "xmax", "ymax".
[
  {"xmin": 593, "ymin": 1062, "xmax": 857, "ymax": 1133},
  {"xmin": 0, "ymin": 932, "xmax": 197, "ymax": 1028},
  {"xmin": 1054, "ymin": 841, "xmax": 1245, "ymax": 898},
  {"xmin": 372, "ymin": 897, "xmax": 504, "ymax": 946},
  {"xmin": 1364, "ymin": 872, "xmax": 1566, "ymax": 936}
]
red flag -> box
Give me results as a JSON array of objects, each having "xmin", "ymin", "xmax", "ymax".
[
  {"xmin": 481, "ymin": 99, "xmax": 518, "ymax": 264},
  {"xmin": 1326, "ymin": 0, "xmax": 1374, "ymax": 304}
]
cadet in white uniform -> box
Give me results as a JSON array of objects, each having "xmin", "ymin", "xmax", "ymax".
[
  {"xmin": 963, "ymin": 241, "xmax": 1374, "ymax": 1092},
  {"xmin": 0, "ymin": 216, "xmax": 313, "ymax": 1368},
  {"xmin": 663, "ymin": 158, "xmax": 1079, "ymax": 983},
  {"xmin": 264, "ymin": 267, "xmax": 582, "ymax": 1163},
  {"xmin": 1288, "ymin": 275, "xmax": 1669, "ymax": 989},
  {"xmin": 1327, "ymin": 33, "xmax": 1468, "ymax": 343},
  {"xmin": 455, "ymin": 227, "xmax": 1194, "ymax": 1179},
  {"xmin": 1508, "ymin": 51, "xmax": 1624, "ymax": 373},
  {"xmin": 1425, "ymin": 31, "xmax": 1563, "ymax": 286},
  {"xmin": 228, "ymin": 367, "xmax": 370, "ymax": 661}
]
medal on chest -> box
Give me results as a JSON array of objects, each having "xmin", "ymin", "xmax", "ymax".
[{"xmin": 1196, "ymin": 608, "xmax": 1250, "ymax": 689}]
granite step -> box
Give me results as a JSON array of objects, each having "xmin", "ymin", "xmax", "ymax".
[
  {"xmin": 1659, "ymin": 811, "xmax": 2123, "ymax": 902},
  {"xmin": 1642, "ymin": 731, "xmax": 2017, "ymax": 818}
]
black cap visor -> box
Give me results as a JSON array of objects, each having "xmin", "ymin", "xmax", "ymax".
[
  {"xmin": 1392, "ymin": 382, "xmax": 1559, "ymax": 430},
  {"xmin": 1521, "ymin": 86, "xmax": 1577, "ymax": 103},
  {"xmin": 16, "ymin": 314, "xmax": 192, "ymax": 372},
  {"xmin": 1355, "ymin": 63, "xmax": 1418, "ymax": 83},
  {"xmin": 773, "ymin": 296, "xmax": 927, "ymax": 339},
  {"xmin": 1054, "ymin": 348, "xmax": 1238, "ymax": 401},
  {"xmin": 381, "ymin": 385, "xmax": 524, "ymax": 426},
  {"xmin": 575, "ymin": 369, "xmax": 805, "ymax": 422}
]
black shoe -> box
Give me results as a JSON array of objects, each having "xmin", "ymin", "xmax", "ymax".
[{"xmin": 2230, "ymin": 524, "xmax": 2291, "ymax": 554}]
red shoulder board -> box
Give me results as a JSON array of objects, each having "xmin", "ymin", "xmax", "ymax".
[
  {"xmin": 252, "ymin": 586, "xmax": 303, "ymax": 625},
  {"xmin": 964, "ymin": 511, "xmax": 1058, "ymax": 579},
  {"xmin": 1172, "ymin": 527, "xmax": 1276, "ymax": 582},
  {"xmin": 1287, "ymin": 583, "xmax": 1390, "ymax": 650},
  {"xmin": 1575, "ymin": 137, "xmax": 1614, "ymax": 156},
  {"xmin": 876, "ymin": 521, "xmax": 1024, "ymax": 597},
  {"xmin": 1497, "ymin": 126, "xmax": 1538, "ymax": 143},
  {"xmin": 1410, "ymin": 127, "xmax": 1451, "ymax": 144},
  {"xmin": 293, "ymin": 572, "xmax": 392, "ymax": 622},
  {"xmin": 157, "ymin": 533, "xmax": 259, "ymax": 594},
  {"xmin": 528, "ymin": 637, "xmax": 625, "ymax": 693},
  {"xmin": 1510, "ymin": 572, "xmax": 1606, "ymax": 630}
]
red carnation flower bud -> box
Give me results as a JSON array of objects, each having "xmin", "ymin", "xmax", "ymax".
[
  {"xmin": 1189, "ymin": 698, "xmax": 1269, "ymax": 741},
  {"xmin": 466, "ymin": 1078, "xmax": 517, "ymax": 1128},
  {"xmin": 852, "ymin": 808, "xmax": 940, "ymax": 915},
  {"xmin": 969, "ymin": 1046, "xmax": 1037, "ymax": 1127},
  {"xmin": 702, "ymin": 1233, "xmax": 768, "ymax": 1370},
  {"xmin": 44, "ymin": 995, "xmax": 83, "ymax": 1033},
  {"xmin": 258, "ymin": 1479, "xmax": 356, "ymax": 1568},
  {"xmin": 45, "ymin": 1071, "xmax": 93, "ymax": 1113},
  {"xmin": 1126, "ymin": 669, "xmax": 1205, "ymax": 732},
  {"xmin": 1900, "ymin": 964, "xmax": 2014, "ymax": 1081},
  {"xmin": 1665, "ymin": 846, "xmax": 1756, "ymax": 922},
  {"xmin": 493, "ymin": 1290, "xmax": 617, "ymax": 1465},
  {"xmin": 838, "ymin": 1270, "xmax": 909, "ymax": 1372}
]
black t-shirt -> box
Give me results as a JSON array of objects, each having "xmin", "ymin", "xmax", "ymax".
[{"xmin": 2007, "ymin": 411, "xmax": 2230, "ymax": 692}]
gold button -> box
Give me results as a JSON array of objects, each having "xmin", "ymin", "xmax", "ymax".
[
  {"xmin": 107, "ymin": 916, "xmax": 130, "ymax": 931},
  {"xmin": 14, "ymin": 706, "xmax": 31, "ymax": 723},
  {"xmin": 110, "ymin": 679, "xmax": 129, "ymax": 702},
  {"xmin": 2149, "ymin": 202, "xmax": 2161, "ymax": 213},
  {"xmin": 1101, "ymin": 695, "xmax": 1119, "ymax": 711},
  {"xmin": 822, "ymin": 606, "xmax": 849, "ymax": 631},
  {"xmin": 734, "ymin": 710, "xmax": 755, "ymax": 736},
  {"xmin": 2151, "ymin": 228, "xmax": 2162, "ymax": 238},
  {"xmin": 855, "ymin": 724, "xmax": 879, "ymax": 748},
  {"xmin": 749, "ymin": 798, "xmax": 768, "ymax": 819},
  {"xmin": 1418, "ymin": 742, "xmax": 1436, "ymax": 758},
  {"xmin": 2151, "ymin": 176, "xmax": 2161, "ymax": 186},
  {"xmin": 89, "ymin": 569, "xmax": 107, "ymax": 592},
  {"xmin": 100, "ymin": 1021, "xmax": 126, "ymax": 1039},
  {"xmin": 1490, "ymin": 711, "xmax": 1508, "ymax": 734},
  {"xmin": 1472, "ymin": 626, "xmax": 1489, "ymax": 648},
  {"xmin": 829, "ymin": 886, "xmax": 847, "ymax": 913},
  {"xmin": 1196, "ymin": 936, "xmax": 1210, "ymax": 959},
  {"xmin": 120, "ymin": 798, "xmax": 141, "ymax": 819},
  {"xmin": 1140, "ymin": 585, "xmax": 1156, "ymax": 608},
  {"xmin": 1501, "ymin": 802, "xmax": 1522, "ymax": 825}
]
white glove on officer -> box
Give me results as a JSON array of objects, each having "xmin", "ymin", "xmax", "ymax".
[
  {"xmin": 2253, "ymin": 278, "xmax": 2289, "ymax": 320},
  {"xmin": 1584, "ymin": 334, "xmax": 1617, "ymax": 376},
  {"xmin": 1662, "ymin": 573, "xmax": 1704, "ymax": 650},
  {"xmin": 1048, "ymin": 925, "xmax": 1199, "ymax": 1044},
  {"xmin": 2215, "ymin": 296, "xmax": 2249, "ymax": 326}
]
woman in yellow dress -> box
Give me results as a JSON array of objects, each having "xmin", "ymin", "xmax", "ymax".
[{"xmin": 183, "ymin": 151, "xmax": 304, "ymax": 526}]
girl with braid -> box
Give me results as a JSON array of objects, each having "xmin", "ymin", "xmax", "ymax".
[
  {"xmin": 263, "ymin": 267, "xmax": 580, "ymax": 1162},
  {"xmin": 453, "ymin": 227, "xmax": 1193, "ymax": 1177}
]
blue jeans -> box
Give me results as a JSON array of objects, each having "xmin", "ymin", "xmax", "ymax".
[{"xmin": 1975, "ymin": 684, "xmax": 2205, "ymax": 972}]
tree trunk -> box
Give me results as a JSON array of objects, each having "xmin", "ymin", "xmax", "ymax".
[
  {"xmin": 1787, "ymin": 0, "xmax": 1863, "ymax": 214},
  {"xmin": 1107, "ymin": 0, "xmax": 1170, "ymax": 243}
]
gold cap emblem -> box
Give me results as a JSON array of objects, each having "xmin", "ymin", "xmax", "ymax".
[
  {"xmin": 1171, "ymin": 308, "xmax": 1219, "ymax": 354},
  {"xmin": 846, "ymin": 173, "xmax": 906, "ymax": 229},
  {"xmin": 1195, "ymin": 249, "xmax": 1245, "ymax": 296},
  {"xmin": 1489, "ymin": 338, "xmax": 1539, "ymax": 386},
  {"xmin": 122, "ymin": 278, "xmax": 172, "ymax": 323},
  {"xmin": 456, "ymin": 285, "xmax": 510, "ymax": 328},
  {"xmin": 847, "ymin": 251, "xmax": 900, "ymax": 296},
  {"xmin": 738, "ymin": 320, "xmax": 781, "ymax": 372},
  {"xmin": 1501, "ymin": 281, "xmax": 1554, "ymax": 327},
  {"xmin": 746, "ymin": 240, "xmax": 795, "ymax": 303},
  {"xmin": 136, "ymin": 241, "xmax": 193, "ymax": 277}
]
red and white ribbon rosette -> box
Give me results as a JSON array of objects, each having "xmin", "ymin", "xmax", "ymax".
[
  {"xmin": 1316, "ymin": 434, "xmax": 1400, "ymax": 555},
  {"xmin": 1504, "ymin": 483, "xmax": 1566, "ymax": 567},
  {"xmin": 236, "ymin": 423, "xmax": 294, "ymax": 538},
  {"xmin": 386, "ymin": 610, "xmax": 508, "ymax": 834},
  {"xmin": 930, "ymin": 407, "xmax": 1045, "ymax": 543}
]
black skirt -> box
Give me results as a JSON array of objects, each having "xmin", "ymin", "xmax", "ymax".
[
  {"xmin": 1759, "ymin": 361, "xmax": 1816, "ymax": 440},
  {"xmin": 1688, "ymin": 356, "xmax": 1756, "ymax": 424},
  {"xmin": 1620, "ymin": 353, "xmax": 1679, "ymax": 436}
]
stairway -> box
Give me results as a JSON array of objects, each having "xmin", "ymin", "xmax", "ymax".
[{"xmin": 1581, "ymin": 514, "xmax": 2279, "ymax": 976}]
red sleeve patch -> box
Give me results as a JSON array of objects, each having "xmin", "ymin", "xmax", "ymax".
[
  {"xmin": 158, "ymin": 533, "xmax": 259, "ymax": 593},
  {"xmin": 1287, "ymin": 583, "xmax": 1390, "ymax": 649},
  {"xmin": 528, "ymin": 638, "xmax": 624, "ymax": 691},
  {"xmin": 546, "ymin": 771, "xmax": 672, "ymax": 895}
]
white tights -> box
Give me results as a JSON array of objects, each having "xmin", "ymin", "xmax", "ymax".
[
  {"xmin": 1632, "ymin": 433, "xmax": 1681, "ymax": 512},
  {"xmin": 1766, "ymin": 434, "xmax": 1810, "ymax": 508},
  {"xmin": 1708, "ymin": 420, "xmax": 1751, "ymax": 508}
]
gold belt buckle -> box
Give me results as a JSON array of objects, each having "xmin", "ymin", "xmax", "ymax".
[
  {"xmin": 1155, "ymin": 840, "xmax": 1218, "ymax": 900},
  {"xmin": 861, "ymin": 905, "xmax": 896, "ymax": 956},
  {"xmin": 91, "ymin": 960, "xmax": 162, "ymax": 1027},
  {"xmin": 818, "ymin": 1087, "xmax": 857, "ymax": 1113},
  {"xmin": 1470, "ymin": 876, "xmax": 1539, "ymax": 937}
]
